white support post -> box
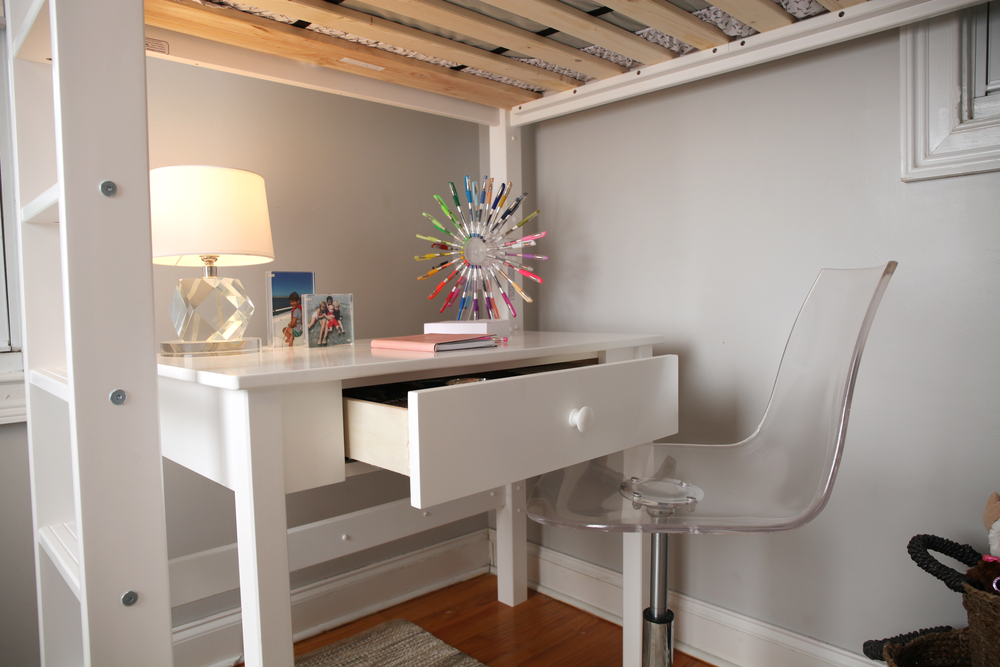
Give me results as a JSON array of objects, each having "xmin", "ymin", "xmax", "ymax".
[
  {"xmin": 496, "ymin": 480, "xmax": 527, "ymax": 607},
  {"xmin": 225, "ymin": 387, "xmax": 294, "ymax": 667},
  {"xmin": 606, "ymin": 344, "xmax": 654, "ymax": 665},
  {"xmin": 622, "ymin": 532, "xmax": 651, "ymax": 666},
  {"xmin": 488, "ymin": 110, "xmax": 525, "ymax": 328},
  {"xmin": 491, "ymin": 110, "xmax": 527, "ymax": 606}
]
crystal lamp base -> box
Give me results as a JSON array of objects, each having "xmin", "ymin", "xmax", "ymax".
[{"xmin": 168, "ymin": 275, "xmax": 254, "ymax": 342}]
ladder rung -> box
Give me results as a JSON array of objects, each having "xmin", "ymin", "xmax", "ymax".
[
  {"xmin": 21, "ymin": 182, "xmax": 59, "ymax": 224},
  {"xmin": 38, "ymin": 522, "xmax": 81, "ymax": 600},
  {"xmin": 13, "ymin": 0, "xmax": 52, "ymax": 64}
]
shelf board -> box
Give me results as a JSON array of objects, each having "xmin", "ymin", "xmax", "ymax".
[
  {"xmin": 38, "ymin": 522, "xmax": 81, "ymax": 601},
  {"xmin": 13, "ymin": 0, "xmax": 51, "ymax": 64},
  {"xmin": 30, "ymin": 366, "xmax": 69, "ymax": 401},
  {"xmin": 21, "ymin": 182, "xmax": 59, "ymax": 224}
]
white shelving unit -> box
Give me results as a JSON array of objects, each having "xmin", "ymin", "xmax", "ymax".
[{"xmin": 4, "ymin": 0, "xmax": 174, "ymax": 663}]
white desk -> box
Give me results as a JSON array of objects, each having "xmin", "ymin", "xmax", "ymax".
[{"xmin": 157, "ymin": 331, "xmax": 678, "ymax": 667}]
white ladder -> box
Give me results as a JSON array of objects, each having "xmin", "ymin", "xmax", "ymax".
[{"xmin": 4, "ymin": 0, "xmax": 173, "ymax": 663}]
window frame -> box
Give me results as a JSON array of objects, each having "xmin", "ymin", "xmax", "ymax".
[{"xmin": 901, "ymin": 4, "xmax": 1000, "ymax": 181}]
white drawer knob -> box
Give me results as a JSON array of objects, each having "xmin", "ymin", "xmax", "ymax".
[{"xmin": 569, "ymin": 406, "xmax": 594, "ymax": 433}]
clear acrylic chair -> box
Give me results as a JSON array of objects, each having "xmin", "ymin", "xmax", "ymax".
[{"xmin": 527, "ymin": 262, "xmax": 897, "ymax": 667}]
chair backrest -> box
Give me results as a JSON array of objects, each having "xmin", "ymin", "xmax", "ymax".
[
  {"xmin": 526, "ymin": 263, "xmax": 897, "ymax": 534},
  {"xmin": 729, "ymin": 261, "xmax": 897, "ymax": 528}
]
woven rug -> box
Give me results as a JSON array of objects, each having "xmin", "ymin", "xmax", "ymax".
[{"xmin": 296, "ymin": 619, "xmax": 487, "ymax": 667}]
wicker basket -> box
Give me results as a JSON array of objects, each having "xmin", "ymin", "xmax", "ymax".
[
  {"xmin": 866, "ymin": 535, "xmax": 1000, "ymax": 667},
  {"xmin": 883, "ymin": 628, "xmax": 971, "ymax": 667},
  {"xmin": 962, "ymin": 583, "xmax": 1000, "ymax": 667}
]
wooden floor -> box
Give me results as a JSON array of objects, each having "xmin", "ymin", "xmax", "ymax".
[{"xmin": 294, "ymin": 574, "xmax": 714, "ymax": 666}]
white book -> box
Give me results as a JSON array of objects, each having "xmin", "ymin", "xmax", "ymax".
[{"xmin": 424, "ymin": 319, "xmax": 511, "ymax": 337}]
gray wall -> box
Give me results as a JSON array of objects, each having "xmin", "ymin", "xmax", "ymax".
[
  {"xmin": 529, "ymin": 28, "xmax": 1000, "ymax": 652},
  {"xmin": 0, "ymin": 422, "xmax": 40, "ymax": 666},
  {"xmin": 145, "ymin": 57, "xmax": 487, "ymax": 625}
]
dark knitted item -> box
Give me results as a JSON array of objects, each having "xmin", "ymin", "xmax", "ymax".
[
  {"xmin": 865, "ymin": 535, "xmax": 1000, "ymax": 664},
  {"xmin": 962, "ymin": 583, "xmax": 1000, "ymax": 667},
  {"xmin": 863, "ymin": 626, "xmax": 952, "ymax": 661},
  {"xmin": 882, "ymin": 628, "xmax": 972, "ymax": 667},
  {"xmin": 965, "ymin": 559, "xmax": 1000, "ymax": 595},
  {"xmin": 907, "ymin": 535, "xmax": 984, "ymax": 592}
]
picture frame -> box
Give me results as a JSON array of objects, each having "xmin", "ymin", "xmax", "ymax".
[
  {"xmin": 303, "ymin": 294, "xmax": 354, "ymax": 347},
  {"xmin": 267, "ymin": 271, "xmax": 315, "ymax": 347}
]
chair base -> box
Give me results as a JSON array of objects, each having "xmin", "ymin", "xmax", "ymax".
[{"xmin": 642, "ymin": 608, "xmax": 674, "ymax": 667}]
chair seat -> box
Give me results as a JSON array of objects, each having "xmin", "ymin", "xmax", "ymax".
[
  {"xmin": 528, "ymin": 262, "xmax": 897, "ymax": 537},
  {"xmin": 528, "ymin": 445, "xmax": 825, "ymax": 534}
]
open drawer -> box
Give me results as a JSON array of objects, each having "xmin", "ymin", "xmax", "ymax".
[{"xmin": 344, "ymin": 355, "xmax": 677, "ymax": 508}]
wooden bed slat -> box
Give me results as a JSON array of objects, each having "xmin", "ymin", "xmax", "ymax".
[
  {"xmin": 712, "ymin": 0, "xmax": 797, "ymax": 33},
  {"xmin": 356, "ymin": 0, "xmax": 628, "ymax": 79},
  {"xmin": 144, "ymin": 0, "xmax": 541, "ymax": 109},
  {"xmin": 245, "ymin": 0, "xmax": 582, "ymax": 92},
  {"xmin": 598, "ymin": 0, "xmax": 729, "ymax": 51},
  {"xmin": 479, "ymin": 0, "xmax": 676, "ymax": 65}
]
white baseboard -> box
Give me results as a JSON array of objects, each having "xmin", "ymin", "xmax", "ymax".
[
  {"xmin": 171, "ymin": 529, "xmax": 491, "ymax": 667},
  {"xmin": 170, "ymin": 525, "xmax": 871, "ymax": 667},
  {"xmin": 488, "ymin": 530, "xmax": 872, "ymax": 667}
]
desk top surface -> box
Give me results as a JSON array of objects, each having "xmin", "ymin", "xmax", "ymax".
[{"xmin": 156, "ymin": 331, "xmax": 663, "ymax": 390}]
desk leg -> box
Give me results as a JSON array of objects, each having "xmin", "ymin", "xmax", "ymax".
[
  {"xmin": 623, "ymin": 532, "xmax": 651, "ymax": 666},
  {"xmin": 496, "ymin": 480, "xmax": 527, "ymax": 606},
  {"xmin": 225, "ymin": 388, "xmax": 294, "ymax": 667}
]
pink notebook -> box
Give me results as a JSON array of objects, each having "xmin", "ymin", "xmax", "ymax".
[{"xmin": 370, "ymin": 333, "xmax": 496, "ymax": 352}]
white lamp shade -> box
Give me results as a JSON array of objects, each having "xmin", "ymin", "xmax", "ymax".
[{"xmin": 150, "ymin": 165, "xmax": 275, "ymax": 267}]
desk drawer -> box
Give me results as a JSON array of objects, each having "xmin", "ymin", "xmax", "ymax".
[{"xmin": 345, "ymin": 355, "xmax": 677, "ymax": 508}]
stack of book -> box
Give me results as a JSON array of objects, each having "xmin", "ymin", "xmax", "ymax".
[{"xmin": 370, "ymin": 333, "xmax": 496, "ymax": 352}]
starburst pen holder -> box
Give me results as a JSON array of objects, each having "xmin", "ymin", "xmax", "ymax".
[
  {"xmin": 150, "ymin": 165, "xmax": 275, "ymax": 355},
  {"xmin": 416, "ymin": 175, "xmax": 547, "ymax": 323}
]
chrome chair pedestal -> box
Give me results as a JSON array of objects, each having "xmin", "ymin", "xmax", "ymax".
[
  {"xmin": 643, "ymin": 532, "xmax": 673, "ymax": 666},
  {"xmin": 642, "ymin": 608, "xmax": 674, "ymax": 667}
]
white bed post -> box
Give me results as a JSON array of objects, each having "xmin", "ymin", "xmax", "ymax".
[
  {"xmin": 488, "ymin": 108, "xmax": 524, "ymax": 329},
  {"xmin": 489, "ymin": 109, "xmax": 528, "ymax": 607}
]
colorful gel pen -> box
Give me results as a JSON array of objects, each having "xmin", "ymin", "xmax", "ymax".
[
  {"xmin": 456, "ymin": 270, "xmax": 474, "ymax": 320},
  {"xmin": 503, "ymin": 252, "xmax": 547, "ymax": 260},
  {"xmin": 434, "ymin": 195, "xmax": 467, "ymax": 237},
  {"xmin": 448, "ymin": 182, "xmax": 470, "ymax": 231},
  {"xmin": 503, "ymin": 210, "xmax": 540, "ymax": 237},
  {"xmin": 441, "ymin": 269, "xmax": 469, "ymax": 312},
  {"xmin": 490, "ymin": 193, "xmax": 527, "ymax": 233},
  {"xmin": 495, "ymin": 267, "xmax": 533, "ymax": 303},
  {"xmin": 422, "ymin": 212, "xmax": 457, "ymax": 238},
  {"xmin": 471, "ymin": 268, "xmax": 480, "ymax": 320},
  {"xmin": 487, "ymin": 267, "xmax": 517, "ymax": 317},
  {"xmin": 498, "ymin": 259, "xmax": 542, "ymax": 284},
  {"xmin": 489, "ymin": 182, "xmax": 512, "ymax": 227},
  {"xmin": 418, "ymin": 257, "xmax": 460, "ymax": 281},
  {"xmin": 428, "ymin": 265, "xmax": 462, "ymax": 298},
  {"xmin": 415, "ymin": 251, "xmax": 461, "ymax": 260},
  {"xmin": 507, "ymin": 231, "xmax": 546, "ymax": 244},
  {"xmin": 485, "ymin": 182, "xmax": 505, "ymax": 227}
]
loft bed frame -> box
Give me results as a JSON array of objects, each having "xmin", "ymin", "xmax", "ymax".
[
  {"xmin": 3, "ymin": 1, "xmax": 982, "ymax": 666},
  {"xmin": 136, "ymin": 0, "xmax": 974, "ymax": 127}
]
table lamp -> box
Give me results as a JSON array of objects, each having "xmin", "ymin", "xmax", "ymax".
[{"xmin": 150, "ymin": 165, "xmax": 274, "ymax": 355}]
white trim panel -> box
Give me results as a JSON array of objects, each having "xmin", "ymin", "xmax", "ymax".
[
  {"xmin": 510, "ymin": 0, "xmax": 986, "ymax": 127},
  {"xmin": 900, "ymin": 11, "xmax": 1000, "ymax": 180},
  {"xmin": 168, "ymin": 489, "xmax": 502, "ymax": 607}
]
